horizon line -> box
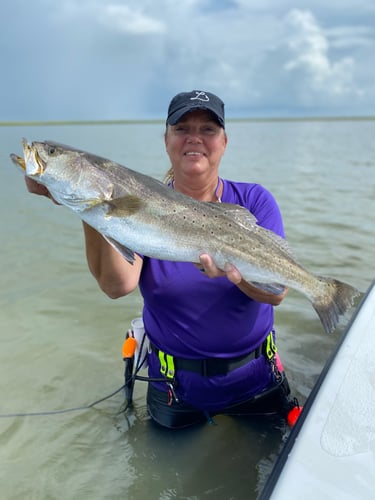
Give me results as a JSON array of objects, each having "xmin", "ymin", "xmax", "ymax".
[{"xmin": 1, "ymin": 115, "xmax": 375, "ymax": 127}]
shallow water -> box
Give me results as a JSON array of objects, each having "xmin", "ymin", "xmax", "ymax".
[{"xmin": 0, "ymin": 119, "xmax": 374, "ymax": 499}]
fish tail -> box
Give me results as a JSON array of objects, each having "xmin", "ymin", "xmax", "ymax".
[{"xmin": 312, "ymin": 277, "xmax": 361, "ymax": 334}]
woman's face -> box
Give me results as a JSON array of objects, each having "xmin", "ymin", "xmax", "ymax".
[{"xmin": 164, "ymin": 109, "xmax": 227, "ymax": 180}]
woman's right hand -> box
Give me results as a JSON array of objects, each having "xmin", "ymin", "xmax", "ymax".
[
  {"xmin": 25, "ymin": 176, "xmax": 48, "ymax": 196},
  {"xmin": 24, "ymin": 177, "xmax": 60, "ymax": 204}
]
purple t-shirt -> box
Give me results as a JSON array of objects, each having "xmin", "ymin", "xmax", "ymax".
[{"xmin": 139, "ymin": 179, "xmax": 285, "ymax": 410}]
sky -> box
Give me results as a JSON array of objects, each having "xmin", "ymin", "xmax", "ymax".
[{"xmin": 1, "ymin": 0, "xmax": 375, "ymax": 121}]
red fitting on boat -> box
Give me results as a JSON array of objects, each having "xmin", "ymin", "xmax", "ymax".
[{"xmin": 287, "ymin": 405, "xmax": 303, "ymax": 427}]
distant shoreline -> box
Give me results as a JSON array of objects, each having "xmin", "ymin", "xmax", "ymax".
[{"xmin": 1, "ymin": 116, "xmax": 374, "ymax": 127}]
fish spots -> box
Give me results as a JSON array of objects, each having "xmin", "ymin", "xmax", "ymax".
[{"xmin": 200, "ymin": 212, "xmax": 207, "ymax": 228}]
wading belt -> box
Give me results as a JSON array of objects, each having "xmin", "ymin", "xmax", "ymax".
[{"xmin": 152, "ymin": 332, "xmax": 277, "ymax": 378}]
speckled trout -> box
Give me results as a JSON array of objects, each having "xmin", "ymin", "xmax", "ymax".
[{"xmin": 11, "ymin": 139, "xmax": 360, "ymax": 334}]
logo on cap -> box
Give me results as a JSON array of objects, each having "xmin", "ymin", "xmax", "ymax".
[{"xmin": 190, "ymin": 91, "xmax": 210, "ymax": 102}]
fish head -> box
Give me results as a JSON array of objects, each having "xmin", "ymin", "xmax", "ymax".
[{"xmin": 12, "ymin": 139, "xmax": 114, "ymax": 210}]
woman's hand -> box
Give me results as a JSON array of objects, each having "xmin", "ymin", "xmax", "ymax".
[
  {"xmin": 24, "ymin": 177, "xmax": 60, "ymax": 204},
  {"xmin": 197, "ymin": 253, "xmax": 241, "ymax": 283},
  {"xmin": 197, "ymin": 253, "xmax": 288, "ymax": 305}
]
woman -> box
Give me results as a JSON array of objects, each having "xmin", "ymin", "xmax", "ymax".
[{"xmin": 26, "ymin": 90, "xmax": 298, "ymax": 429}]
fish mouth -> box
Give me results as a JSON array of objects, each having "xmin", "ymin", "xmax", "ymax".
[
  {"xmin": 10, "ymin": 153, "xmax": 26, "ymax": 171},
  {"xmin": 24, "ymin": 139, "xmax": 46, "ymax": 176},
  {"xmin": 33, "ymin": 149, "xmax": 45, "ymax": 175},
  {"xmin": 10, "ymin": 139, "xmax": 45, "ymax": 176}
]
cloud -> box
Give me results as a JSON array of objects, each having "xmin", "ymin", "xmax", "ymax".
[
  {"xmin": 99, "ymin": 4, "xmax": 166, "ymax": 34},
  {"xmin": 0, "ymin": 0, "xmax": 374, "ymax": 120},
  {"xmin": 284, "ymin": 9, "xmax": 359, "ymax": 99},
  {"xmin": 326, "ymin": 25, "xmax": 374, "ymax": 49}
]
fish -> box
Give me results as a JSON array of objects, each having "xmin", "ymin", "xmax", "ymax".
[{"xmin": 10, "ymin": 139, "xmax": 360, "ymax": 334}]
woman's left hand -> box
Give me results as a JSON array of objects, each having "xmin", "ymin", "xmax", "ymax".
[
  {"xmin": 197, "ymin": 253, "xmax": 241, "ymax": 284},
  {"xmin": 196, "ymin": 253, "xmax": 288, "ymax": 305}
]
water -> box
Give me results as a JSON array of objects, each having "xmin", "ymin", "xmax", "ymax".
[{"xmin": 0, "ymin": 119, "xmax": 374, "ymax": 499}]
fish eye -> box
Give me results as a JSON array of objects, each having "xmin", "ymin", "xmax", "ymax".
[{"xmin": 48, "ymin": 146, "xmax": 56, "ymax": 155}]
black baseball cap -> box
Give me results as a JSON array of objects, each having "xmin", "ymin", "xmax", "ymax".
[{"xmin": 166, "ymin": 90, "xmax": 225, "ymax": 128}]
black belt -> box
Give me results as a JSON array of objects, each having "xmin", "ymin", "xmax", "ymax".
[{"xmin": 150, "ymin": 342, "xmax": 263, "ymax": 377}]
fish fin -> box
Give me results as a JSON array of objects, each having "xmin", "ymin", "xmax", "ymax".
[
  {"xmin": 219, "ymin": 203, "xmax": 295, "ymax": 259},
  {"xmin": 261, "ymin": 226, "xmax": 295, "ymax": 257},
  {"xmin": 251, "ymin": 281, "xmax": 287, "ymax": 295},
  {"xmin": 209, "ymin": 202, "xmax": 295, "ymax": 259},
  {"xmin": 207, "ymin": 202, "xmax": 258, "ymax": 227},
  {"xmin": 106, "ymin": 195, "xmax": 145, "ymax": 217},
  {"xmin": 311, "ymin": 277, "xmax": 361, "ymax": 334},
  {"xmin": 103, "ymin": 236, "xmax": 135, "ymax": 264},
  {"xmin": 85, "ymin": 198, "xmax": 108, "ymax": 208}
]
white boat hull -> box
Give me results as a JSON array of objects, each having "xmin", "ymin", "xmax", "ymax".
[{"xmin": 260, "ymin": 280, "xmax": 375, "ymax": 500}]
